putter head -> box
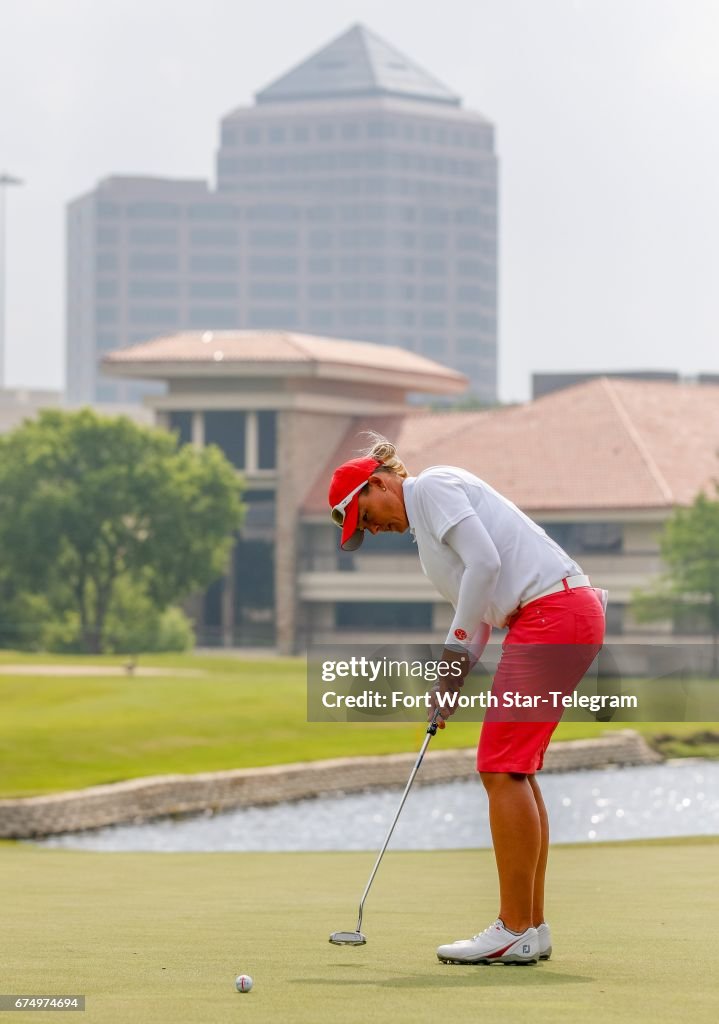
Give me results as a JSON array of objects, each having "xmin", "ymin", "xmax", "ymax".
[{"xmin": 329, "ymin": 930, "xmax": 367, "ymax": 946}]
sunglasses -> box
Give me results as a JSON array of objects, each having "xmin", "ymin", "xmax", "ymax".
[{"xmin": 331, "ymin": 479, "xmax": 369, "ymax": 527}]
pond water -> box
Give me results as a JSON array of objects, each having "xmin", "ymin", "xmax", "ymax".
[{"xmin": 35, "ymin": 760, "xmax": 719, "ymax": 853}]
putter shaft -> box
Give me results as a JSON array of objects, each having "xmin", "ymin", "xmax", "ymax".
[{"xmin": 354, "ymin": 708, "xmax": 441, "ymax": 934}]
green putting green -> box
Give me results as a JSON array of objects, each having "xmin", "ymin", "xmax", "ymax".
[{"xmin": 1, "ymin": 839, "xmax": 717, "ymax": 1023}]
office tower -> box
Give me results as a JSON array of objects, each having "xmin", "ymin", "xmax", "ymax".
[{"xmin": 67, "ymin": 25, "xmax": 497, "ymax": 403}]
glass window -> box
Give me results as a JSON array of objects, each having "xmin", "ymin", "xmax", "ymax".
[
  {"xmin": 422, "ymin": 207, "xmax": 449, "ymax": 224},
  {"xmin": 249, "ymin": 255, "xmax": 297, "ymax": 274},
  {"xmin": 245, "ymin": 127, "xmax": 262, "ymax": 143},
  {"xmin": 422, "ymin": 310, "xmax": 446, "ymax": 328},
  {"xmin": 309, "ymin": 230, "xmax": 333, "ymax": 248},
  {"xmin": 247, "ymin": 308, "xmax": 297, "ymax": 328},
  {"xmin": 249, "ymin": 282, "xmax": 297, "ymax": 300},
  {"xmin": 421, "ymin": 284, "xmax": 446, "ymax": 302},
  {"xmin": 308, "ymin": 283, "xmax": 333, "ymax": 300},
  {"xmin": 457, "ymin": 234, "xmax": 482, "ymax": 251},
  {"xmin": 308, "ymin": 257, "xmax": 334, "ymax": 274},
  {"xmin": 339, "ymin": 282, "xmax": 361, "ymax": 300},
  {"xmin": 457, "ymin": 311, "xmax": 482, "ymax": 328},
  {"xmin": 96, "ymin": 227, "xmax": 118, "ymax": 245},
  {"xmin": 126, "ymin": 202, "xmax": 181, "ymax": 219},
  {"xmin": 187, "ymin": 203, "xmax": 240, "ymax": 220},
  {"xmin": 422, "ymin": 232, "xmax": 446, "ymax": 250},
  {"xmin": 317, "ymin": 123, "xmax": 334, "ymax": 141},
  {"xmin": 128, "ymin": 226, "xmax": 178, "ymax": 245},
  {"xmin": 422, "ymin": 336, "xmax": 445, "ymax": 356},
  {"xmin": 335, "ymin": 602, "xmax": 432, "ymax": 630},
  {"xmin": 190, "ymin": 228, "xmax": 239, "ymax": 246},
  {"xmin": 96, "ymin": 306, "xmax": 118, "ymax": 324},
  {"xmin": 391, "ymin": 309, "xmax": 415, "ymax": 327},
  {"xmin": 96, "ymin": 383, "xmax": 119, "ymax": 402},
  {"xmin": 457, "ymin": 336, "xmax": 479, "ymax": 355},
  {"xmin": 457, "ymin": 285, "xmax": 483, "ymax": 302},
  {"xmin": 268, "ymin": 125, "xmax": 285, "ymax": 143},
  {"xmin": 257, "ymin": 411, "xmax": 276, "ymax": 470},
  {"xmin": 129, "ymin": 306, "xmax": 179, "ymax": 326},
  {"xmin": 190, "ymin": 253, "xmax": 238, "ymax": 273},
  {"xmin": 457, "ymin": 259, "xmax": 482, "ymax": 276},
  {"xmin": 97, "ymin": 201, "xmax": 120, "ymax": 218},
  {"xmin": 308, "ymin": 309, "xmax": 334, "ymax": 328},
  {"xmin": 538, "ymin": 522, "xmax": 623, "ymax": 554},
  {"xmin": 249, "ymin": 229, "xmax": 298, "ymax": 246},
  {"xmin": 96, "ymin": 332, "xmax": 119, "ymax": 351},
  {"xmin": 421, "ymin": 258, "xmax": 445, "ymax": 275},
  {"xmin": 217, "ymin": 156, "xmax": 240, "ymax": 176},
  {"xmin": 456, "ymin": 360, "xmax": 480, "ymax": 378},
  {"xmin": 307, "ymin": 206, "xmax": 334, "ymax": 222},
  {"xmin": 187, "ymin": 307, "xmax": 237, "ymax": 328},
  {"xmin": 169, "ymin": 411, "xmax": 192, "ymax": 446},
  {"xmin": 129, "ymin": 252, "xmax": 179, "ymax": 272},
  {"xmin": 340, "ymin": 308, "xmax": 385, "ymax": 327},
  {"xmin": 97, "ymin": 251, "xmax": 118, "ymax": 271},
  {"xmin": 205, "ymin": 411, "xmax": 246, "ymax": 468},
  {"xmin": 130, "ymin": 280, "xmax": 179, "ymax": 298},
  {"xmin": 189, "ymin": 281, "xmax": 238, "ymax": 299},
  {"xmin": 455, "ymin": 207, "xmax": 480, "ymax": 225},
  {"xmin": 247, "ymin": 204, "xmax": 299, "ymax": 222},
  {"xmin": 96, "ymin": 280, "xmax": 117, "ymax": 298}
]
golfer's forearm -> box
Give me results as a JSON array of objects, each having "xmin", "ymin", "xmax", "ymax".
[
  {"xmin": 467, "ymin": 621, "xmax": 492, "ymax": 662},
  {"xmin": 443, "ymin": 516, "xmax": 500, "ymax": 650}
]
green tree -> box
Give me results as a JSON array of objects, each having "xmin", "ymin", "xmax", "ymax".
[
  {"xmin": 0, "ymin": 409, "xmax": 244, "ymax": 653},
  {"xmin": 632, "ymin": 486, "xmax": 719, "ymax": 676}
]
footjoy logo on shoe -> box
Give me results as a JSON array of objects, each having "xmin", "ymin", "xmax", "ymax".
[{"xmin": 522, "ymin": 944, "xmax": 530, "ymax": 953}]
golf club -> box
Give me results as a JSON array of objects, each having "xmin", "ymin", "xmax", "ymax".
[{"xmin": 329, "ymin": 706, "xmax": 443, "ymax": 946}]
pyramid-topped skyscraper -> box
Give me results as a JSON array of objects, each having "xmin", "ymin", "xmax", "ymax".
[
  {"xmin": 255, "ymin": 24, "xmax": 461, "ymax": 106},
  {"xmin": 68, "ymin": 25, "xmax": 497, "ymax": 404}
]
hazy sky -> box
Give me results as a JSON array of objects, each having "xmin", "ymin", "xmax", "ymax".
[{"xmin": 1, "ymin": 0, "xmax": 718, "ymax": 401}]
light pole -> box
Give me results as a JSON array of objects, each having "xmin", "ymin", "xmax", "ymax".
[{"xmin": 0, "ymin": 172, "xmax": 24, "ymax": 390}]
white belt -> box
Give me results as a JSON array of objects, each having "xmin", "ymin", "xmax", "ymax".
[{"xmin": 519, "ymin": 574, "xmax": 592, "ymax": 609}]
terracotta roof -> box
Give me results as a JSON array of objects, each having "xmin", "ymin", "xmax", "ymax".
[
  {"xmin": 102, "ymin": 330, "xmax": 466, "ymax": 390},
  {"xmin": 306, "ymin": 378, "xmax": 719, "ymax": 515}
]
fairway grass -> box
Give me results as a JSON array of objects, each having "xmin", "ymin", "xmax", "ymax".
[
  {"xmin": 1, "ymin": 650, "xmax": 717, "ymax": 796},
  {"xmin": 1, "ymin": 838, "xmax": 717, "ymax": 1024}
]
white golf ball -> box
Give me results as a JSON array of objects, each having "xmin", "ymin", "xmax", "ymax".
[{"xmin": 235, "ymin": 974, "xmax": 253, "ymax": 993}]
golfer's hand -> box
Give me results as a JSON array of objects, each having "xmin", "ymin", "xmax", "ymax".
[{"xmin": 428, "ymin": 648, "xmax": 472, "ymax": 729}]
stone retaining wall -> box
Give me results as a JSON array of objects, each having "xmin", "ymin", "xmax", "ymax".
[{"xmin": 0, "ymin": 730, "xmax": 662, "ymax": 840}]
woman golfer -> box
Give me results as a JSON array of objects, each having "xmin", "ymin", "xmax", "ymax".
[{"xmin": 328, "ymin": 435, "xmax": 605, "ymax": 965}]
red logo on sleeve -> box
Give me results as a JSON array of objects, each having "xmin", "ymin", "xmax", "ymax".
[{"xmin": 454, "ymin": 628, "xmax": 468, "ymax": 641}]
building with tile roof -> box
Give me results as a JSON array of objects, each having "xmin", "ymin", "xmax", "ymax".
[{"xmin": 104, "ymin": 333, "xmax": 719, "ymax": 652}]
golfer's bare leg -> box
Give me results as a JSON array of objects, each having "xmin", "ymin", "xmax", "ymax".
[
  {"xmin": 528, "ymin": 773, "xmax": 550, "ymax": 927},
  {"xmin": 480, "ymin": 772, "xmax": 540, "ymax": 933}
]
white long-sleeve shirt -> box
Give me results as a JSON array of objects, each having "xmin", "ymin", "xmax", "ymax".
[{"xmin": 402, "ymin": 466, "xmax": 583, "ymax": 651}]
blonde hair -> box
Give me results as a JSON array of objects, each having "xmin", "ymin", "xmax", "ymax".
[{"xmin": 358, "ymin": 432, "xmax": 409, "ymax": 479}]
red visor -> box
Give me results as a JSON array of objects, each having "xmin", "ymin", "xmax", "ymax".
[{"xmin": 328, "ymin": 457, "xmax": 381, "ymax": 550}]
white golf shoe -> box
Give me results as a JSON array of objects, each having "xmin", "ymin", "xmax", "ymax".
[
  {"xmin": 437, "ymin": 920, "xmax": 539, "ymax": 965},
  {"xmin": 537, "ymin": 922, "xmax": 552, "ymax": 960}
]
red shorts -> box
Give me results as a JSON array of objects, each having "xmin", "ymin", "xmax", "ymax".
[{"xmin": 476, "ymin": 586, "xmax": 606, "ymax": 774}]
